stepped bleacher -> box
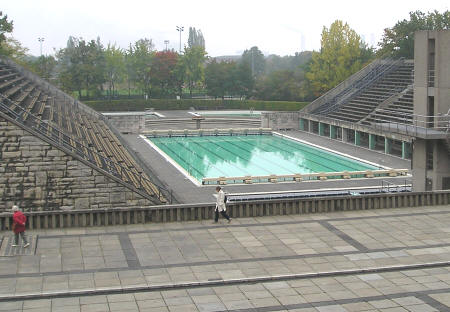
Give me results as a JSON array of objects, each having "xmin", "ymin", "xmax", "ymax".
[
  {"xmin": 0, "ymin": 57, "xmax": 166, "ymax": 205},
  {"xmin": 311, "ymin": 59, "xmax": 414, "ymax": 125}
]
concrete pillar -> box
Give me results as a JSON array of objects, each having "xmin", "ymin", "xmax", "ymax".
[
  {"xmin": 401, "ymin": 141, "xmax": 409, "ymax": 159},
  {"xmin": 330, "ymin": 125, "xmax": 336, "ymax": 139},
  {"xmin": 319, "ymin": 123, "xmax": 325, "ymax": 136},
  {"xmin": 369, "ymin": 134, "xmax": 376, "ymax": 150},
  {"xmin": 385, "ymin": 137, "xmax": 391, "ymax": 154},
  {"xmin": 354, "ymin": 131, "xmax": 360, "ymax": 146}
]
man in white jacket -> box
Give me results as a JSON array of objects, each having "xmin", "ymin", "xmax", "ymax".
[{"xmin": 214, "ymin": 186, "xmax": 231, "ymax": 223}]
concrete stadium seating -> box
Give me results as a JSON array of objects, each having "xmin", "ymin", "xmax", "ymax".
[
  {"xmin": 312, "ymin": 59, "xmax": 414, "ymax": 124},
  {"xmin": 0, "ymin": 58, "xmax": 166, "ymax": 204}
]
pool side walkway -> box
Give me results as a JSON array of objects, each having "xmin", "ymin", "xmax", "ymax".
[
  {"xmin": 1, "ymin": 204, "xmax": 450, "ymax": 311},
  {"xmin": 123, "ymin": 130, "xmax": 411, "ymax": 204}
]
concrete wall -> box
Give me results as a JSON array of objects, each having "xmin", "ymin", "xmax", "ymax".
[
  {"xmin": 104, "ymin": 114, "xmax": 145, "ymax": 133},
  {"xmin": 261, "ymin": 112, "xmax": 299, "ymax": 130},
  {"xmin": 413, "ymin": 31, "xmax": 450, "ymax": 191},
  {"xmin": 0, "ymin": 117, "xmax": 152, "ymax": 212}
]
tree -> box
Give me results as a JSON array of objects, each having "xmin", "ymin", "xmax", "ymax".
[
  {"xmin": 105, "ymin": 43, "xmax": 125, "ymax": 99},
  {"xmin": 305, "ymin": 20, "xmax": 374, "ymax": 97},
  {"xmin": 1, "ymin": 37, "xmax": 28, "ymax": 59},
  {"xmin": 150, "ymin": 50, "xmax": 179, "ymax": 97},
  {"xmin": 188, "ymin": 27, "xmax": 205, "ymax": 49},
  {"xmin": 255, "ymin": 70, "xmax": 302, "ymax": 101},
  {"xmin": 56, "ymin": 36, "xmax": 106, "ymax": 99},
  {"xmin": 378, "ymin": 10, "xmax": 450, "ymax": 58},
  {"xmin": 241, "ymin": 46, "xmax": 265, "ymax": 77},
  {"xmin": 183, "ymin": 46, "xmax": 207, "ymax": 97},
  {"xmin": 25, "ymin": 55, "xmax": 56, "ymax": 81},
  {"xmin": 232, "ymin": 61, "xmax": 254, "ymax": 99},
  {"xmin": 128, "ymin": 38, "xmax": 154, "ymax": 97},
  {"xmin": 0, "ymin": 11, "xmax": 13, "ymax": 50}
]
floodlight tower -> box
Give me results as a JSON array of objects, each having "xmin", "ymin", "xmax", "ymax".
[
  {"xmin": 38, "ymin": 37, "xmax": 45, "ymax": 56},
  {"xmin": 176, "ymin": 26, "xmax": 184, "ymax": 53},
  {"xmin": 164, "ymin": 40, "xmax": 169, "ymax": 51}
]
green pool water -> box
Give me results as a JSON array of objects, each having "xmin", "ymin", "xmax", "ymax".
[{"xmin": 147, "ymin": 134, "xmax": 380, "ymax": 182}]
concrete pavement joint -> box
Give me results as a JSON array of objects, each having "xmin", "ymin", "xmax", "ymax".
[
  {"xmin": 118, "ymin": 233, "xmax": 140, "ymax": 268},
  {"xmin": 318, "ymin": 220, "xmax": 370, "ymax": 252}
]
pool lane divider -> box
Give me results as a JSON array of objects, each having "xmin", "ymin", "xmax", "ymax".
[
  {"xmin": 273, "ymin": 131, "xmax": 389, "ymax": 170},
  {"xmin": 140, "ymin": 134, "xmax": 201, "ymax": 186},
  {"xmin": 2, "ymin": 260, "xmax": 450, "ymax": 302}
]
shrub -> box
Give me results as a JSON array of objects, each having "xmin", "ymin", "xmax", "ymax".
[{"xmin": 83, "ymin": 99, "xmax": 309, "ymax": 112}]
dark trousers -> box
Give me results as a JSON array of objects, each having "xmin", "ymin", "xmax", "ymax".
[
  {"xmin": 215, "ymin": 209, "xmax": 230, "ymax": 222},
  {"xmin": 14, "ymin": 232, "xmax": 28, "ymax": 245}
]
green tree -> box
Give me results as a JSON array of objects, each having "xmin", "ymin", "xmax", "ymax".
[
  {"xmin": 56, "ymin": 37, "xmax": 106, "ymax": 99},
  {"xmin": 241, "ymin": 46, "xmax": 265, "ymax": 77},
  {"xmin": 25, "ymin": 55, "xmax": 57, "ymax": 81},
  {"xmin": 129, "ymin": 38, "xmax": 154, "ymax": 97},
  {"xmin": 1, "ymin": 37, "xmax": 28, "ymax": 60},
  {"xmin": 378, "ymin": 10, "xmax": 450, "ymax": 58},
  {"xmin": 188, "ymin": 27, "xmax": 205, "ymax": 49},
  {"xmin": 183, "ymin": 45, "xmax": 207, "ymax": 97},
  {"xmin": 105, "ymin": 43, "xmax": 125, "ymax": 98},
  {"xmin": 232, "ymin": 61, "xmax": 254, "ymax": 99},
  {"xmin": 57, "ymin": 37, "xmax": 83, "ymax": 97},
  {"xmin": 306, "ymin": 20, "xmax": 374, "ymax": 97},
  {"xmin": 255, "ymin": 70, "xmax": 301, "ymax": 101},
  {"xmin": 0, "ymin": 11, "xmax": 13, "ymax": 50}
]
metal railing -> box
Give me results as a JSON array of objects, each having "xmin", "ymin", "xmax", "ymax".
[
  {"xmin": 0, "ymin": 93, "xmax": 172, "ymax": 204},
  {"xmin": 369, "ymin": 110, "xmax": 450, "ymax": 137},
  {"xmin": 313, "ymin": 58, "xmax": 405, "ymax": 115}
]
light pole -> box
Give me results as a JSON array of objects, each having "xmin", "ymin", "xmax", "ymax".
[
  {"xmin": 164, "ymin": 40, "xmax": 169, "ymax": 51},
  {"xmin": 176, "ymin": 26, "xmax": 184, "ymax": 53},
  {"xmin": 38, "ymin": 37, "xmax": 45, "ymax": 56}
]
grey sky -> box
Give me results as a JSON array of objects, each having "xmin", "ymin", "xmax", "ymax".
[{"xmin": 3, "ymin": 0, "xmax": 449, "ymax": 57}]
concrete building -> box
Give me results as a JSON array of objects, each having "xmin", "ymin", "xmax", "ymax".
[{"xmin": 412, "ymin": 30, "xmax": 450, "ymax": 191}]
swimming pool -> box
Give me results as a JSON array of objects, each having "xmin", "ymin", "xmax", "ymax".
[{"xmin": 144, "ymin": 133, "xmax": 383, "ymax": 185}]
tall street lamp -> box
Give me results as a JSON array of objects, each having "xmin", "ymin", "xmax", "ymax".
[
  {"xmin": 176, "ymin": 26, "xmax": 184, "ymax": 53},
  {"xmin": 38, "ymin": 37, "xmax": 45, "ymax": 56}
]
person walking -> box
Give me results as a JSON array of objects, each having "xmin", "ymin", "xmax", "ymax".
[
  {"xmin": 214, "ymin": 186, "xmax": 231, "ymax": 223},
  {"xmin": 11, "ymin": 205, "xmax": 29, "ymax": 248}
]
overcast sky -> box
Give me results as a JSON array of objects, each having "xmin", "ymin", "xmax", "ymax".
[{"xmin": 3, "ymin": 0, "xmax": 449, "ymax": 57}]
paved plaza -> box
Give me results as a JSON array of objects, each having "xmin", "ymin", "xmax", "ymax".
[{"xmin": 1, "ymin": 204, "xmax": 450, "ymax": 311}]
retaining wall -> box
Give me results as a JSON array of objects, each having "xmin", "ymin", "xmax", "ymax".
[
  {"xmin": 0, "ymin": 117, "xmax": 152, "ymax": 212},
  {"xmin": 0, "ymin": 191, "xmax": 448, "ymax": 230}
]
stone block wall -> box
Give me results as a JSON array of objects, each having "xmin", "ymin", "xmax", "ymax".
[{"xmin": 0, "ymin": 117, "xmax": 152, "ymax": 212}]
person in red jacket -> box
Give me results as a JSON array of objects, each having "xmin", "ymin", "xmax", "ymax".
[{"xmin": 12, "ymin": 205, "xmax": 29, "ymax": 248}]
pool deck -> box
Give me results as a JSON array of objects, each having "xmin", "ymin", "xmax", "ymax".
[
  {"xmin": 123, "ymin": 130, "xmax": 411, "ymax": 204},
  {"xmin": 1, "ymin": 204, "xmax": 450, "ymax": 311}
]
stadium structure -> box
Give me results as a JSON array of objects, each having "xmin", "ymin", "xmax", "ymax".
[{"xmin": 0, "ymin": 30, "xmax": 449, "ymax": 215}]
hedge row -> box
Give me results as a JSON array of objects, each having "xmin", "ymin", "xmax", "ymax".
[{"xmin": 83, "ymin": 99, "xmax": 309, "ymax": 112}]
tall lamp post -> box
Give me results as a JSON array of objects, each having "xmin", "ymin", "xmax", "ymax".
[
  {"xmin": 176, "ymin": 26, "xmax": 184, "ymax": 53},
  {"xmin": 164, "ymin": 40, "xmax": 169, "ymax": 51},
  {"xmin": 38, "ymin": 37, "xmax": 45, "ymax": 56}
]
